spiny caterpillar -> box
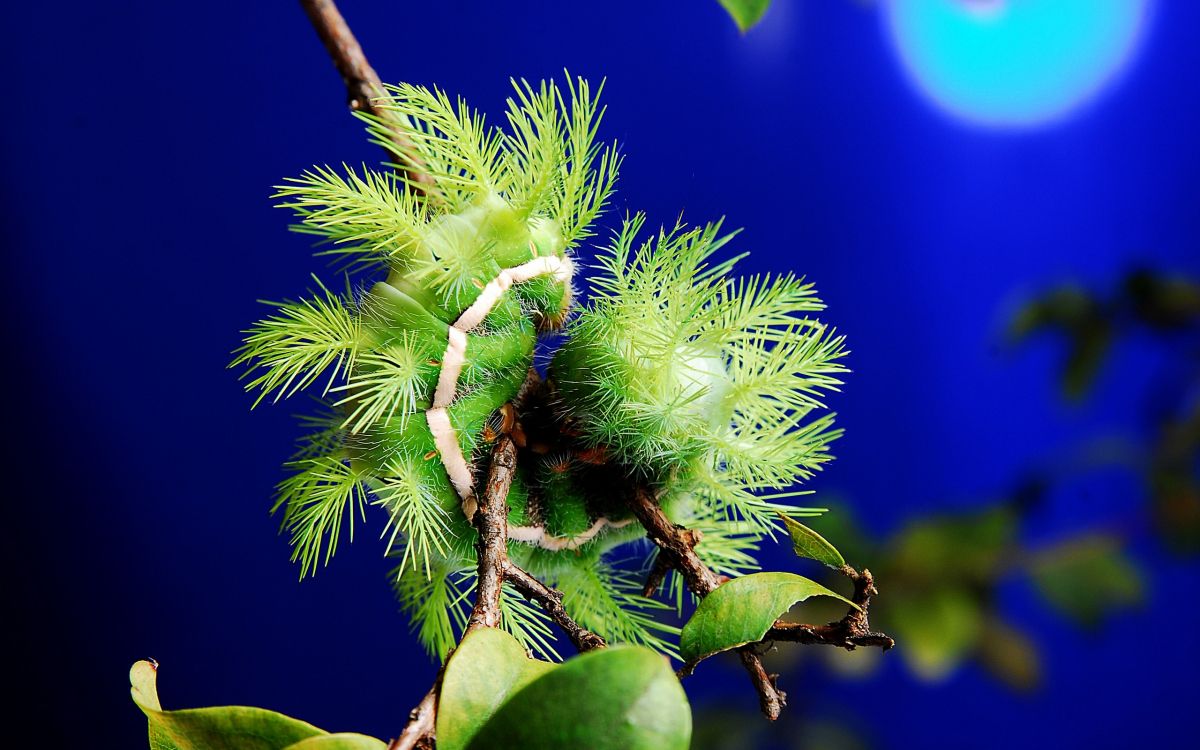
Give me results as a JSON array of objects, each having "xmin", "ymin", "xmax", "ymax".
[{"xmin": 234, "ymin": 77, "xmax": 848, "ymax": 660}]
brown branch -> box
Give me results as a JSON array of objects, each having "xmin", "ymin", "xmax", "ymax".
[
  {"xmin": 298, "ymin": 0, "xmax": 435, "ymax": 191},
  {"xmin": 467, "ymin": 436, "xmax": 518, "ymax": 632},
  {"xmin": 386, "ymin": 682, "xmax": 438, "ymax": 750},
  {"xmin": 629, "ymin": 487, "xmax": 721, "ymax": 595},
  {"xmin": 472, "ymin": 433, "xmax": 607, "ymax": 650},
  {"xmin": 765, "ymin": 567, "xmax": 895, "ymax": 651},
  {"xmin": 737, "ymin": 650, "xmax": 786, "ymax": 721},
  {"xmin": 505, "ymin": 561, "xmax": 608, "ymax": 652},
  {"xmin": 628, "ymin": 487, "xmax": 893, "ymax": 722}
]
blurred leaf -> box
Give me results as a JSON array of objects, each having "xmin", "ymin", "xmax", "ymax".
[
  {"xmin": 1008, "ymin": 285, "xmax": 1099, "ymax": 342},
  {"xmin": 717, "ymin": 0, "xmax": 771, "ymax": 32},
  {"xmin": 680, "ymin": 572, "xmax": 854, "ymax": 665},
  {"xmin": 1061, "ymin": 327, "xmax": 1112, "ymax": 400},
  {"xmin": 1125, "ymin": 269, "xmax": 1200, "ymax": 328},
  {"xmin": 1008, "ymin": 285, "xmax": 1111, "ymax": 399},
  {"xmin": 1029, "ymin": 535, "xmax": 1143, "ymax": 628},
  {"xmin": 779, "ymin": 512, "xmax": 846, "ymax": 568},
  {"xmin": 891, "ymin": 507, "xmax": 1015, "ymax": 581},
  {"xmin": 976, "ymin": 617, "xmax": 1041, "ymax": 693},
  {"xmin": 437, "ymin": 628, "xmax": 554, "ymax": 750},
  {"xmin": 466, "ymin": 645, "xmax": 691, "ymax": 750},
  {"xmin": 1151, "ymin": 407, "xmax": 1200, "ymax": 554},
  {"xmin": 129, "ymin": 660, "xmax": 385, "ymax": 750},
  {"xmin": 887, "ymin": 587, "xmax": 982, "ymax": 681}
]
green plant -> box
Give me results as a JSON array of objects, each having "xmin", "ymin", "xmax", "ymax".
[{"xmin": 130, "ymin": 2, "xmax": 892, "ymax": 747}]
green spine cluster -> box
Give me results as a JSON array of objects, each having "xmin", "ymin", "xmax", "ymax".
[{"xmin": 233, "ymin": 77, "xmax": 847, "ymax": 660}]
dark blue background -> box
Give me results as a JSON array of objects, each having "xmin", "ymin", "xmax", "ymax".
[{"xmin": 4, "ymin": 1, "xmax": 1197, "ymax": 747}]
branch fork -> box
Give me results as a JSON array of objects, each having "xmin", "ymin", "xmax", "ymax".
[{"xmin": 629, "ymin": 488, "xmax": 893, "ymax": 721}]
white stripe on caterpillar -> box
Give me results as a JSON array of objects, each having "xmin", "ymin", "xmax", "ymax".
[
  {"xmin": 432, "ymin": 327, "xmax": 468, "ymax": 408},
  {"xmin": 426, "ymin": 406, "xmax": 475, "ymax": 499},
  {"xmin": 507, "ymin": 516, "xmax": 635, "ymax": 551},
  {"xmin": 427, "ymin": 252, "xmax": 627, "ymax": 550},
  {"xmin": 454, "ymin": 272, "xmax": 513, "ymax": 332}
]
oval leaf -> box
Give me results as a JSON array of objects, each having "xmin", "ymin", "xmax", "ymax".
[
  {"xmin": 465, "ymin": 645, "xmax": 691, "ymax": 750},
  {"xmin": 130, "ymin": 660, "xmax": 384, "ymax": 750},
  {"xmin": 680, "ymin": 572, "xmax": 853, "ymax": 665},
  {"xmin": 779, "ymin": 513, "xmax": 846, "ymax": 569},
  {"xmin": 437, "ymin": 628, "xmax": 555, "ymax": 750}
]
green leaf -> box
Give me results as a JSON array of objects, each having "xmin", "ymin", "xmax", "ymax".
[
  {"xmin": 436, "ymin": 628, "xmax": 555, "ymax": 750},
  {"xmin": 679, "ymin": 572, "xmax": 854, "ymax": 665},
  {"xmin": 778, "ymin": 512, "xmax": 845, "ymax": 568},
  {"xmin": 465, "ymin": 645, "xmax": 691, "ymax": 750},
  {"xmin": 718, "ymin": 0, "xmax": 771, "ymax": 32},
  {"xmin": 130, "ymin": 660, "xmax": 385, "ymax": 750}
]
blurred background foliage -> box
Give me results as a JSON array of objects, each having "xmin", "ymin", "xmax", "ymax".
[{"xmin": 692, "ymin": 268, "xmax": 1198, "ymax": 748}]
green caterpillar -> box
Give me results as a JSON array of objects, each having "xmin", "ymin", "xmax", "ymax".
[{"xmin": 235, "ymin": 77, "xmax": 847, "ymax": 660}]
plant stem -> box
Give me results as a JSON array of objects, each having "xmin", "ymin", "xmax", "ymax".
[
  {"xmin": 297, "ymin": 0, "xmax": 435, "ymax": 192},
  {"xmin": 386, "ymin": 680, "xmax": 439, "ymax": 750},
  {"xmin": 505, "ymin": 561, "xmax": 607, "ymax": 652},
  {"xmin": 765, "ymin": 567, "xmax": 895, "ymax": 651},
  {"xmin": 467, "ymin": 436, "xmax": 517, "ymax": 632}
]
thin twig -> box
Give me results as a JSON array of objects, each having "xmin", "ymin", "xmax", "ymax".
[
  {"xmin": 629, "ymin": 487, "xmax": 721, "ymax": 595},
  {"xmin": 737, "ymin": 649, "xmax": 786, "ymax": 721},
  {"xmin": 505, "ymin": 561, "xmax": 608, "ymax": 652},
  {"xmin": 765, "ymin": 567, "xmax": 895, "ymax": 651},
  {"xmin": 474, "ymin": 431, "xmax": 607, "ymax": 650},
  {"xmin": 297, "ymin": 0, "xmax": 435, "ymax": 191}
]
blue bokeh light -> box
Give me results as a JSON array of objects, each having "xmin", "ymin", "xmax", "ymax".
[{"xmin": 883, "ymin": 0, "xmax": 1152, "ymax": 127}]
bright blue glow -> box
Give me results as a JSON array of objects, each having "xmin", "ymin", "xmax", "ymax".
[{"xmin": 883, "ymin": 0, "xmax": 1152, "ymax": 127}]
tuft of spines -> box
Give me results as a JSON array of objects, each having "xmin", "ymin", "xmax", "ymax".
[
  {"xmin": 332, "ymin": 332, "xmax": 438, "ymax": 435},
  {"xmin": 374, "ymin": 455, "xmax": 457, "ymax": 578},
  {"xmin": 274, "ymin": 453, "xmax": 370, "ymax": 579},
  {"xmin": 231, "ymin": 277, "xmax": 363, "ymax": 407},
  {"xmin": 273, "ymin": 165, "xmax": 429, "ymax": 270},
  {"xmin": 553, "ymin": 215, "xmax": 848, "ymax": 530}
]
